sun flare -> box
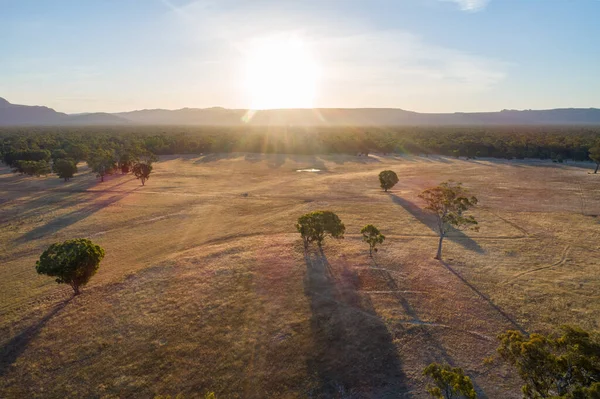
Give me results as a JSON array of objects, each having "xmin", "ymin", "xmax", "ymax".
[{"xmin": 244, "ymin": 35, "xmax": 318, "ymax": 110}]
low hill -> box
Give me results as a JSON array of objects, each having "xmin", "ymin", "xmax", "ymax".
[{"xmin": 1, "ymin": 97, "xmax": 600, "ymax": 126}]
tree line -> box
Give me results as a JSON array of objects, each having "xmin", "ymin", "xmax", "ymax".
[{"xmin": 1, "ymin": 126, "xmax": 600, "ymax": 168}]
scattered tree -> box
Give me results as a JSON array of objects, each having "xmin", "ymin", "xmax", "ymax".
[
  {"xmin": 35, "ymin": 238, "xmax": 105, "ymax": 295},
  {"xmin": 379, "ymin": 170, "xmax": 399, "ymax": 192},
  {"xmin": 88, "ymin": 150, "xmax": 116, "ymax": 182},
  {"xmin": 423, "ymin": 363, "xmax": 477, "ymax": 399},
  {"xmin": 296, "ymin": 210, "xmax": 345, "ymax": 249},
  {"xmin": 589, "ymin": 146, "xmax": 600, "ymax": 174},
  {"xmin": 132, "ymin": 152, "xmax": 157, "ymax": 185},
  {"xmin": 497, "ymin": 326, "xmax": 600, "ymax": 398},
  {"xmin": 361, "ymin": 224, "xmax": 385, "ymax": 257},
  {"xmin": 53, "ymin": 158, "xmax": 77, "ymax": 181},
  {"xmin": 418, "ymin": 181, "xmax": 478, "ymax": 260}
]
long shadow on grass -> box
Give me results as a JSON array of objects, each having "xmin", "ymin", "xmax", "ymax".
[
  {"xmin": 372, "ymin": 259, "xmax": 489, "ymax": 398},
  {"xmin": 440, "ymin": 261, "xmax": 527, "ymax": 335},
  {"xmin": 303, "ymin": 248, "xmax": 410, "ymax": 397},
  {"xmin": 389, "ymin": 194, "xmax": 484, "ymax": 254},
  {"xmin": 0, "ymin": 297, "xmax": 72, "ymax": 377},
  {"xmin": 16, "ymin": 189, "xmax": 135, "ymax": 243}
]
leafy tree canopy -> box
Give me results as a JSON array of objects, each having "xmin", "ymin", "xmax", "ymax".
[
  {"xmin": 36, "ymin": 238, "xmax": 105, "ymax": 295},
  {"xmin": 361, "ymin": 224, "xmax": 385, "ymax": 257},
  {"xmin": 296, "ymin": 210, "xmax": 345, "ymax": 249},
  {"xmin": 423, "ymin": 362, "xmax": 478, "ymax": 399},
  {"xmin": 497, "ymin": 326, "xmax": 600, "ymax": 398},
  {"xmin": 379, "ymin": 170, "xmax": 399, "ymax": 192}
]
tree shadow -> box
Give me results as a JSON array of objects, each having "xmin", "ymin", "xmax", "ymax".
[
  {"xmin": 371, "ymin": 258, "xmax": 489, "ymax": 398},
  {"xmin": 16, "ymin": 189, "xmax": 135, "ymax": 243},
  {"xmin": 303, "ymin": 248, "xmax": 411, "ymax": 397},
  {"xmin": 440, "ymin": 261, "xmax": 527, "ymax": 335},
  {"xmin": 0, "ymin": 297, "xmax": 73, "ymax": 377},
  {"xmin": 388, "ymin": 194, "xmax": 484, "ymax": 254}
]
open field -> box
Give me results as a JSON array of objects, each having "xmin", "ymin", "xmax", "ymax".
[{"xmin": 1, "ymin": 154, "xmax": 599, "ymax": 398}]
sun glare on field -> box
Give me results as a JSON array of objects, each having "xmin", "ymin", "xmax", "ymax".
[{"xmin": 244, "ymin": 35, "xmax": 318, "ymax": 110}]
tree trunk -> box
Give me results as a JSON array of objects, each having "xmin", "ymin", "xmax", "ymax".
[
  {"xmin": 72, "ymin": 284, "xmax": 80, "ymax": 295},
  {"xmin": 434, "ymin": 235, "xmax": 444, "ymax": 260},
  {"xmin": 595, "ymin": 163, "xmax": 599, "ymax": 174},
  {"xmin": 101, "ymin": 174, "xmax": 104, "ymax": 182},
  {"xmin": 369, "ymin": 246, "xmax": 373, "ymax": 257}
]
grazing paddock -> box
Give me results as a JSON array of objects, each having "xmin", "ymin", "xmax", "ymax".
[{"xmin": 0, "ymin": 154, "xmax": 599, "ymax": 398}]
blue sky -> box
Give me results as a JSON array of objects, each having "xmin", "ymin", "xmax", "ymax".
[{"xmin": 1, "ymin": 0, "xmax": 599, "ymax": 113}]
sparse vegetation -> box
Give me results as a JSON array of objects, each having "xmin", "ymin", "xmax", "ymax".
[
  {"xmin": 360, "ymin": 224, "xmax": 385, "ymax": 257},
  {"xmin": 379, "ymin": 170, "xmax": 399, "ymax": 192},
  {"xmin": 35, "ymin": 238, "xmax": 105, "ymax": 295},
  {"xmin": 423, "ymin": 362, "xmax": 478, "ymax": 399},
  {"xmin": 419, "ymin": 181, "xmax": 479, "ymax": 260},
  {"xmin": 1, "ymin": 154, "xmax": 599, "ymax": 398}
]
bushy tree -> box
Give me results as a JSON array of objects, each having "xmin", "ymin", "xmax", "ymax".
[
  {"xmin": 53, "ymin": 158, "xmax": 77, "ymax": 181},
  {"xmin": 132, "ymin": 152, "xmax": 157, "ymax": 185},
  {"xmin": 51, "ymin": 149, "xmax": 68, "ymax": 161},
  {"xmin": 497, "ymin": 326, "xmax": 600, "ymax": 398},
  {"xmin": 423, "ymin": 363, "xmax": 477, "ymax": 399},
  {"xmin": 418, "ymin": 181, "xmax": 478, "ymax": 260},
  {"xmin": 35, "ymin": 238, "xmax": 105, "ymax": 295},
  {"xmin": 589, "ymin": 146, "xmax": 600, "ymax": 174},
  {"xmin": 379, "ymin": 170, "xmax": 399, "ymax": 192},
  {"xmin": 117, "ymin": 147, "xmax": 141, "ymax": 174},
  {"xmin": 88, "ymin": 150, "xmax": 116, "ymax": 182},
  {"xmin": 361, "ymin": 224, "xmax": 385, "ymax": 257},
  {"xmin": 296, "ymin": 210, "xmax": 345, "ymax": 249},
  {"xmin": 13, "ymin": 160, "xmax": 51, "ymax": 176}
]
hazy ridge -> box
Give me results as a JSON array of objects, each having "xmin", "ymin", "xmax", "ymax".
[{"xmin": 2, "ymin": 97, "xmax": 600, "ymax": 126}]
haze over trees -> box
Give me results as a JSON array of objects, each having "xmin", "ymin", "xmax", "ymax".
[
  {"xmin": 35, "ymin": 238, "xmax": 105, "ymax": 295},
  {"xmin": 419, "ymin": 181, "xmax": 478, "ymax": 260},
  {"xmin": 88, "ymin": 149, "xmax": 117, "ymax": 182},
  {"xmin": 589, "ymin": 146, "xmax": 600, "ymax": 173},
  {"xmin": 2, "ymin": 126, "xmax": 600, "ymax": 167},
  {"xmin": 379, "ymin": 170, "xmax": 399, "ymax": 192}
]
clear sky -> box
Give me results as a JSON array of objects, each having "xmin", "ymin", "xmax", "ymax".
[{"xmin": 1, "ymin": 0, "xmax": 599, "ymax": 113}]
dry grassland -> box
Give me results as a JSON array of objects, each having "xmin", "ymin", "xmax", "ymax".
[{"xmin": 1, "ymin": 154, "xmax": 599, "ymax": 398}]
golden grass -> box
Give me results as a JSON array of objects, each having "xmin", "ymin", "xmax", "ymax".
[{"xmin": 0, "ymin": 154, "xmax": 599, "ymax": 398}]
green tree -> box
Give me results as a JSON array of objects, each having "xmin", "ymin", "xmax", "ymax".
[
  {"xmin": 296, "ymin": 211, "xmax": 345, "ymax": 249},
  {"xmin": 497, "ymin": 326, "xmax": 600, "ymax": 398},
  {"xmin": 88, "ymin": 150, "xmax": 116, "ymax": 182},
  {"xmin": 361, "ymin": 224, "xmax": 385, "ymax": 257},
  {"xmin": 589, "ymin": 146, "xmax": 600, "ymax": 174},
  {"xmin": 51, "ymin": 149, "xmax": 68, "ymax": 161},
  {"xmin": 379, "ymin": 170, "xmax": 399, "ymax": 192},
  {"xmin": 423, "ymin": 363, "xmax": 477, "ymax": 399},
  {"xmin": 53, "ymin": 158, "xmax": 77, "ymax": 181},
  {"xmin": 418, "ymin": 181, "xmax": 478, "ymax": 260},
  {"xmin": 35, "ymin": 238, "xmax": 105, "ymax": 295},
  {"xmin": 13, "ymin": 160, "xmax": 51, "ymax": 176},
  {"xmin": 132, "ymin": 152, "xmax": 157, "ymax": 185}
]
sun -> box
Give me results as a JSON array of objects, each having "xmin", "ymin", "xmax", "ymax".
[{"xmin": 244, "ymin": 35, "xmax": 318, "ymax": 110}]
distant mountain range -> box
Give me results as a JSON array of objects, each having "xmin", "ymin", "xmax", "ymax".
[{"xmin": 2, "ymin": 97, "xmax": 600, "ymax": 126}]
